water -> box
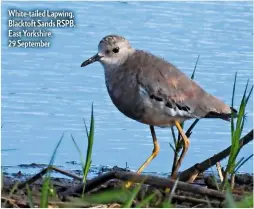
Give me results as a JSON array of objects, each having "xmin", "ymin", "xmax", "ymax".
[{"xmin": 1, "ymin": 1, "xmax": 253, "ymax": 177}]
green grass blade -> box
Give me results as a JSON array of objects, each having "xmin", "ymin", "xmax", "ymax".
[
  {"xmin": 48, "ymin": 180, "xmax": 57, "ymax": 197},
  {"xmin": 236, "ymin": 194, "xmax": 253, "ymax": 208},
  {"xmin": 82, "ymin": 189, "xmax": 130, "ymax": 205},
  {"xmin": 135, "ymin": 193, "xmax": 156, "ymax": 208},
  {"xmin": 48, "ymin": 133, "xmax": 65, "ymax": 167},
  {"xmin": 245, "ymin": 85, "xmax": 253, "ymax": 104},
  {"xmin": 170, "ymin": 127, "xmax": 177, "ymax": 146},
  {"xmin": 161, "ymin": 201, "xmax": 173, "ymax": 208},
  {"xmin": 234, "ymin": 97, "xmax": 246, "ymax": 144},
  {"xmin": 83, "ymin": 118, "xmax": 89, "ymax": 139},
  {"xmin": 233, "ymin": 157, "xmax": 244, "ymax": 172},
  {"xmin": 235, "ymin": 79, "xmax": 249, "ymax": 129},
  {"xmin": 241, "ymin": 114, "xmax": 247, "ymax": 133},
  {"xmin": 225, "ymin": 188, "xmax": 237, "ymax": 208},
  {"xmin": 234, "ymin": 154, "xmax": 253, "ymax": 173},
  {"xmin": 40, "ymin": 134, "xmax": 64, "ymax": 207},
  {"xmin": 169, "ymin": 142, "xmax": 176, "ymax": 152},
  {"xmin": 40, "ymin": 176, "xmax": 50, "ymax": 208},
  {"xmin": 81, "ymin": 104, "xmax": 95, "ymax": 197},
  {"xmin": 71, "ymin": 134, "xmax": 85, "ymax": 171},
  {"xmin": 242, "ymin": 79, "xmax": 249, "ymax": 98},
  {"xmin": 231, "ymin": 72, "xmax": 237, "ymax": 110},
  {"xmin": 185, "ymin": 119, "xmax": 199, "ymax": 137},
  {"xmin": 231, "ymin": 72, "xmax": 237, "ymax": 138},
  {"xmin": 83, "ymin": 104, "xmax": 94, "ymax": 183},
  {"xmin": 122, "ymin": 183, "xmax": 143, "ymax": 208},
  {"xmin": 26, "ymin": 184, "xmax": 34, "ymax": 208},
  {"xmin": 191, "ymin": 55, "xmax": 200, "ymax": 79}
]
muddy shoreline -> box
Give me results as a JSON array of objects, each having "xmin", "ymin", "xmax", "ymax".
[{"xmin": 2, "ymin": 164, "xmax": 253, "ymax": 208}]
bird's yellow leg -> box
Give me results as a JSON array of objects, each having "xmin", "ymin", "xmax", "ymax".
[
  {"xmin": 166, "ymin": 121, "xmax": 190, "ymax": 193},
  {"xmin": 125, "ymin": 126, "xmax": 160, "ymax": 188},
  {"xmin": 136, "ymin": 126, "xmax": 160, "ymax": 174},
  {"xmin": 171, "ymin": 121, "xmax": 190, "ymax": 178},
  {"xmin": 175, "ymin": 121, "xmax": 190, "ymax": 148}
]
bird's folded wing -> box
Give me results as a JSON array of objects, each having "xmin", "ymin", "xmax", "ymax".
[{"xmin": 135, "ymin": 51, "xmax": 223, "ymax": 118}]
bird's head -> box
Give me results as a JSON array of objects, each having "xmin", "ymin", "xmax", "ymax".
[{"xmin": 81, "ymin": 35, "xmax": 134, "ymax": 69}]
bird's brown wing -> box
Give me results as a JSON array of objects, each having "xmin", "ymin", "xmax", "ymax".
[{"xmin": 134, "ymin": 50, "xmax": 233, "ymax": 119}]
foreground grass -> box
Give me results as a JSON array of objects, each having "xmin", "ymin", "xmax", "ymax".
[{"xmin": 221, "ymin": 73, "xmax": 253, "ymax": 190}]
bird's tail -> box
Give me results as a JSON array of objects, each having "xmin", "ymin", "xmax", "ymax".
[
  {"xmin": 205, "ymin": 106, "xmax": 238, "ymax": 121},
  {"xmin": 202, "ymin": 92, "xmax": 238, "ymax": 121}
]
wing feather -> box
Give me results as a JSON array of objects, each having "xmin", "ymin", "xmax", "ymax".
[{"xmin": 133, "ymin": 50, "xmax": 231, "ymax": 119}]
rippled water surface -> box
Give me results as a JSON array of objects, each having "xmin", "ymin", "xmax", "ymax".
[{"xmin": 1, "ymin": 1, "xmax": 253, "ymax": 175}]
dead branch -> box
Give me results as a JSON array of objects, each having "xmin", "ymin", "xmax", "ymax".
[
  {"xmin": 179, "ymin": 129, "xmax": 253, "ymax": 182},
  {"xmin": 115, "ymin": 172, "xmax": 227, "ymax": 199},
  {"xmin": 59, "ymin": 171, "xmax": 241, "ymax": 201},
  {"xmin": 17, "ymin": 165, "xmax": 82, "ymax": 190},
  {"xmin": 51, "ymin": 166, "xmax": 82, "ymax": 181},
  {"xmin": 17, "ymin": 167, "xmax": 48, "ymax": 190},
  {"xmin": 59, "ymin": 171, "xmax": 115, "ymax": 197}
]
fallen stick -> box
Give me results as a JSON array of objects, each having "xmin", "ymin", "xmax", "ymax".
[
  {"xmin": 17, "ymin": 168, "xmax": 48, "ymax": 190},
  {"xmin": 59, "ymin": 171, "xmax": 240, "ymax": 201},
  {"xmin": 17, "ymin": 166, "xmax": 82, "ymax": 190},
  {"xmin": 115, "ymin": 171, "xmax": 226, "ymax": 199},
  {"xmin": 51, "ymin": 166, "xmax": 82, "ymax": 181},
  {"xmin": 179, "ymin": 129, "xmax": 253, "ymax": 182},
  {"xmin": 59, "ymin": 171, "xmax": 115, "ymax": 197}
]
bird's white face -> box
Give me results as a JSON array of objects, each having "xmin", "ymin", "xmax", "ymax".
[
  {"xmin": 80, "ymin": 35, "xmax": 134, "ymax": 69},
  {"xmin": 98, "ymin": 38, "xmax": 133, "ymax": 68},
  {"xmin": 98, "ymin": 41, "xmax": 130, "ymax": 67}
]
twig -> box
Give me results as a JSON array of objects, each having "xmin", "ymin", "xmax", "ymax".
[
  {"xmin": 231, "ymin": 174, "xmax": 235, "ymax": 190},
  {"xmin": 179, "ymin": 130, "xmax": 253, "ymax": 182},
  {"xmin": 216, "ymin": 162, "xmax": 224, "ymax": 183},
  {"xmin": 51, "ymin": 166, "xmax": 82, "ymax": 181}
]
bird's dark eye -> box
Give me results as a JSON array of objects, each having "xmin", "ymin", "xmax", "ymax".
[{"xmin": 112, "ymin": 47, "xmax": 119, "ymax": 53}]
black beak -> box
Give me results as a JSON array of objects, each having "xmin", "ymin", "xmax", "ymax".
[{"xmin": 80, "ymin": 54, "xmax": 103, "ymax": 67}]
